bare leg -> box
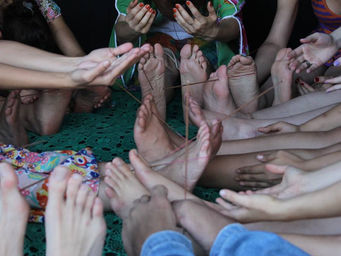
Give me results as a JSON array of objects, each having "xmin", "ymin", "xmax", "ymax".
[
  {"xmin": 45, "ymin": 166, "xmax": 106, "ymax": 256},
  {"xmin": 0, "ymin": 91, "xmax": 28, "ymax": 146},
  {"xmin": 0, "ymin": 163, "xmax": 29, "ymax": 256},
  {"xmin": 228, "ymin": 55, "xmax": 259, "ymax": 113},
  {"xmin": 138, "ymin": 44, "xmax": 167, "ymax": 120}
]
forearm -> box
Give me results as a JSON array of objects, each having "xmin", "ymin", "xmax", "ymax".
[
  {"xmin": 280, "ymin": 234, "xmax": 341, "ymax": 256},
  {"xmin": 0, "ymin": 41, "xmax": 79, "ymax": 72},
  {"xmin": 49, "ymin": 16, "xmax": 85, "ymax": 57},
  {"xmin": 208, "ymin": 18, "xmax": 239, "ymax": 42},
  {"xmin": 302, "ymin": 150, "xmax": 341, "ymax": 171},
  {"xmin": 115, "ymin": 20, "xmax": 141, "ymax": 45},
  {"xmin": 0, "ymin": 64, "xmax": 76, "ymax": 89},
  {"xmin": 299, "ymin": 104, "xmax": 341, "ymax": 132},
  {"xmin": 218, "ymin": 128, "xmax": 341, "ymax": 155}
]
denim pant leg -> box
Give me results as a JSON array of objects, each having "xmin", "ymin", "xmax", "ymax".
[
  {"xmin": 141, "ymin": 230, "xmax": 194, "ymax": 256},
  {"xmin": 210, "ymin": 224, "xmax": 310, "ymax": 256}
]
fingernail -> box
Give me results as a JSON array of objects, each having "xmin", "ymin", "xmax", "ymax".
[
  {"xmin": 149, "ymin": 8, "xmax": 153, "ymax": 13},
  {"xmin": 209, "ymin": 1, "xmax": 212, "ymax": 7},
  {"xmin": 139, "ymin": 3, "xmax": 144, "ymax": 7},
  {"xmin": 334, "ymin": 60, "xmax": 340, "ymax": 66},
  {"xmin": 152, "ymin": 10, "xmax": 156, "ymax": 14},
  {"xmin": 173, "ymin": 8, "xmax": 177, "ymax": 13},
  {"xmin": 300, "ymin": 82, "xmax": 304, "ymax": 86},
  {"xmin": 173, "ymin": 14, "xmax": 176, "ymax": 18},
  {"xmin": 186, "ymin": 1, "xmax": 191, "ymax": 5},
  {"xmin": 145, "ymin": 4, "xmax": 150, "ymax": 9},
  {"xmin": 314, "ymin": 77, "xmax": 319, "ymax": 83},
  {"xmin": 175, "ymin": 4, "xmax": 180, "ymax": 8}
]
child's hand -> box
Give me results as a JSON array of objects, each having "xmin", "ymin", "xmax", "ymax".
[
  {"xmin": 125, "ymin": 0, "xmax": 156, "ymax": 35},
  {"xmin": 173, "ymin": 1, "xmax": 218, "ymax": 41},
  {"xmin": 258, "ymin": 121, "xmax": 299, "ymax": 134}
]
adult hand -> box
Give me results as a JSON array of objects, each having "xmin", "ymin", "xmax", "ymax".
[
  {"xmin": 125, "ymin": 0, "xmax": 156, "ymax": 35},
  {"xmin": 288, "ymin": 32, "xmax": 339, "ymax": 73},
  {"xmin": 258, "ymin": 121, "xmax": 299, "ymax": 134},
  {"xmin": 317, "ymin": 74, "xmax": 341, "ymax": 93},
  {"xmin": 173, "ymin": 1, "xmax": 218, "ymax": 41}
]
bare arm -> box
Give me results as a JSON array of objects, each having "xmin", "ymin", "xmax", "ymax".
[
  {"xmin": 49, "ymin": 16, "xmax": 85, "ymax": 56},
  {"xmin": 255, "ymin": 0, "xmax": 298, "ymax": 83}
]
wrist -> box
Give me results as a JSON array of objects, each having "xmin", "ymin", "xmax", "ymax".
[{"xmin": 203, "ymin": 24, "xmax": 219, "ymax": 41}]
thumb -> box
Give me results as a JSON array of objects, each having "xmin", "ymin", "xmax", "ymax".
[
  {"xmin": 207, "ymin": 1, "xmax": 217, "ymax": 18},
  {"xmin": 265, "ymin": 164, "xmax": 288, "ymax": 175},
  {"xmin": 300, "ymin": 33, "xmax": 318, "ymax": 44}
]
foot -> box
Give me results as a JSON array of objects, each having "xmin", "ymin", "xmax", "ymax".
[
  {"xmin": 138, "ymin": 43, "xmax": 166, "ymax": 120},
  {"xmin": 73, "ymin": 86, "xmax": 111, "ymax": 113},
  {"xmin": 45, "ymin": 166, "xmax": 106, "ymax": 256},
  {"xmin": 180, "ymin": 44, "xmax": 207, "ymax": 106},
  {"xmin": 271, "ymin": 48, "xmax": 294, "ymax": 106},
  {"xmin": 228, "ymin": 55, "xmax": 258, "ymax": 113},
  {"xmin": 188, "ymin": 95, "xmax": 227, "ymax": 127},
  {"xmin": 122, "ymin": 185, "xmax": 177, "ymax": 256},
  {"xmin": 173, "ymin": 200, "xmax": 231, "ymax": 253},
  {"xmin": 0, "ymin": 163, "xmax": 29, "ymax": 256},
  {"xmin": 134, "ymin": 94, "xmax": 175, "ymax": 162},
  {"xmin": 156, "ymin": 121, "xmax": 213, "ymax": 191},
  {"xmin": 203, "ymin": 65, "xmax": 235, "ymax": 115},
  {"xmin": 0, "ymin": 91, "xmax": 28, "ymax": 146},
  {"xmin": 104, "ymin": 158, "xmax": 149, "ymax": 219},
  {"xmin": 20, "ymin": 89, "xmax": 39, "ymax": 104}
]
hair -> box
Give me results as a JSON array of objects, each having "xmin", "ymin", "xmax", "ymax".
[
  {"xmin": 147, "ymin": 0, "xmax": 208, "ymax": 21},
  {"xmin": 1, "ymin": 0, "xmax": 57, "ymax": 52}
]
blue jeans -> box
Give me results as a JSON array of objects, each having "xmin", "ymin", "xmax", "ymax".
[{"xmin": 141, "ymin": 224, "xmax": 310, "ymax": 256}]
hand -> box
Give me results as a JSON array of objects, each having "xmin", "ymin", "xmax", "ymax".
[
  {"xmin": 71, "ymin": 44, "xmax": 151, "ymax": 87},
  {"xmin": 173, "ymin": 1, "xmax": 218, "ymax": 41},
  {"xmin": 296, "ymin": 78, "xmax": 330, "ymax": 95},
  {"xmin": 216, "ymin": 189, "xmax": 284, "ymax": 223},
  {"xmin": 235, "ymin": 151, "xmax": 303, "ymax": 189},
  {"xmin": 125, "ymin": 0, "xmax": 156, "ymax": 35},
  {"xmin": 258, "ymin": 121, "xmax": 299, "ymax": 134},
  {"xmin": 288, "ymin": 32, "xmax": 339, "ymax": 73},
  {"xmin": 317, "ymin": 74, "xmax": 341, "ymax": 93}
]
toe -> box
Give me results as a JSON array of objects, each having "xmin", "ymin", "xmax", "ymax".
[{"xmin": 48, "ymin": 166, "xmax": 71, "ymax": 204}]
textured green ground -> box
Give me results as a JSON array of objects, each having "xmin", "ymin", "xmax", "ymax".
[{"xmin": 24, "ymin": 90, "xmax": 219, "ymax": 256}]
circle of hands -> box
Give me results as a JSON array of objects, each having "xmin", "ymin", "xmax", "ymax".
[{"xmin": 126, "ymin": 0, "xmax": 218, "ymax": 41}]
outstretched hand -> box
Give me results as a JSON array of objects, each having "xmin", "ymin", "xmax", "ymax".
[
  {"xmin": 173, "ymin": 1, "xmax": 218, "ymax": 41},
  {"xmin": 258, "ymin": 121, "xmax": 299, "ymax": 135},
  {"xmin": 288, "ymin": 32, "xmax": 339, "ymax": 73}
]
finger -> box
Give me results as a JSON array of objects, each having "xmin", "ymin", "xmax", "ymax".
[
  {"xmin": 207, "ymin": 1, "xmax": 217, "ymax": 21},
  {"xmin": 288, "ymin": 45, "xmax": 304, "ymax": 61},
  {"xmin": 219, "ymin": 189, "xmax": 253, "ymax": 208},
  {"xmin": 136, "ymin": 7, "xmax": 153, "ymax": 31},
  {"xmin": 126, "ymin": 2, "xmax": 144, "ymax": 22},
  {"xmin": 265, "ymin": 164, "xmax": 288, "ymax": 174},
  {"xmin": 326, "ymin": 84, "xmax": 341, "ymax": 93},
  {"xmin": 111, "ymin": 43, "xmax": 134, "ymax": 56},
  {"xmin": 141, "ymin": 11, "xmax": 155, "ymax": 34},
  {"xmin": 176, "ymin": 3, "xmax": 195, "ymax": 24},
  {"xmin": 306, "ymin": 63, "xmax": 320, "ymax": 73},
  {"xmin": 215, "ymin": 197, "xmax": 239, "ymax": 210},
  {"xmin": 297, "ymin": 84, "xmax": 306, "ymax": 95},
  {"xmin": 133, "ymin": 5, "xmax": 150, "ymax": 25},
  {"xmin": 236, "ymin": 173, "xmax": 267, "ymax": 181},
  {"xmin": 239, "ymin": 181, "xmax": 272, "ymax": 188},
  {"xmin": 299, "ymin": 33, "xmax": 319, "ymax": 44},
  {"xmin": 324, "ymin": 76, "xmax": 341, "ymax": 85},
  {"xmin": 257, "ymin": 123, "xmax": 281, "ymax": 134},
  {"xmin": 82, "ymin": 60, "xmax": 111, "ymax": 83},
  {"xmin": 174, "ymin": 8, "xmax": 194, "ymax": 33},
  {"xmin": 186, "ymin": 1, "xmax": 205, "ymax": 22},
  {"xmin": 127, "ymin": 0, "xmax": 138, "ymax": 10},
  {"xmin": 236, "ymin": 166, "xmax": 264, "ymax": 175}
]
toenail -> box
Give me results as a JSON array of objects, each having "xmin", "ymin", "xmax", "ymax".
[{"xmin": 53, "ymin": 168, "xmax": 68, "ymax": 181}]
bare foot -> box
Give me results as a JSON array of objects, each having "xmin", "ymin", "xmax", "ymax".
[
  {"xmin": 173, "ymin": 199, "xmax": 231, "ymax": 253},
  {"xmin": 203, "ymin": 65, "xmax": 235, "ymax": 115},
  {"xmin": 73, "ymin": 86, "xmax": 111, "ymax": 113},
  {"xmin": 138, "ymin": 43, "xmax": 166, "ymax": 120},
  {"xmin": 228, "ymin": 55, "xmax": 258, "ymax": 113},
  {"xmin": 0, "ymin": 163, "xmax": 29, "ymax": 256},
  {"xmin": 0, "ymin": 91, "xmax": 28, "ymax": 146},
  {"xmin": 45, "ymin": 166, "xmax": 106, "ymax": 256},
  {"xmin": 20, "ymin": 89, "xmax": 39, "ymax": 104},
  {"xmin": 180, "ymin": 44, "xmax": 207, "ymax": 106},
  {"xmin": 134, "ymin": 94, "xmax": 175, "ymax": 162},
  {"xmin": 155, "ymin": 121, "xmax": 213, "ymax": 191},
  {"xmin": 104, "ymin": 158, "xmax": 149, "ymax": 219},
  {"xmin": 188, "ymin": 95, "xmax": 227, "ymax": 127},
  {"xmin": 122, "ymin": 185, "xmax": 178, "ymax": 256},
  {"xmin": 271, "ymin": 48, "xmax": 294, "ymax": 106}
]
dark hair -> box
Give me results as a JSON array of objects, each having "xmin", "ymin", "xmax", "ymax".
[
  {"xmin": 2, "ymin": 0, "xmax": 58, "ymax": 52},
  {"xmin": 147, "ymin": 0, "xmax": 208, "ymax": 21}
]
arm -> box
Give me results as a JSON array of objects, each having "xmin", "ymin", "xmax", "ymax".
[
  {"xmin": 255, "ymin": 0, "xmax": 298, "ymax": 83},
  {"xmin": 218, "ymin": 127, "xmax": 341, "ymax": 155},
  {"xmin": 49, "ymin": 16, "xmax": 85, "ymax": 57}
]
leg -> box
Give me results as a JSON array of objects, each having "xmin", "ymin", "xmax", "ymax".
[
  {"xmin": 0, "ymin": 163, "xmax": 29, "ymax": 256},
  {"xmin": 45, "ymin": 166, "xmax": 106, "ymax": 256},
  {"xmin": 0, "ymin": 91, "xmax": 28, "ymax": 146},
  {"xmin": 73, "ymin": 86, "xmax": 111, "ymax": 113}
]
